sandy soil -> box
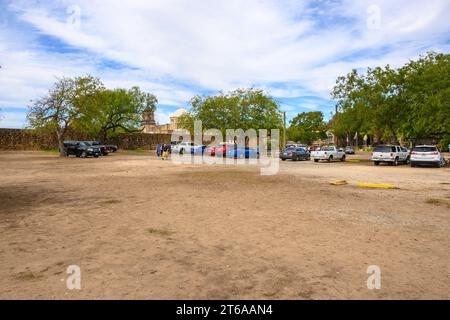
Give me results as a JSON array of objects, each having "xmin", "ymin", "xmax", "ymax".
[{"xmin": 0, "ymin": 151, "xmax": 449, "ymax": 299}]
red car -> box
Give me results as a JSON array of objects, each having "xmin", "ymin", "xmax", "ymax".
[{"xmin": 208, "ymin": 143, "xmax": 233, "ymax": 157}]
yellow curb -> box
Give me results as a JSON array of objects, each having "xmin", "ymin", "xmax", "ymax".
[{"xmin": 357, "ymin": 183, "xmax": 398, "ymax": 189}]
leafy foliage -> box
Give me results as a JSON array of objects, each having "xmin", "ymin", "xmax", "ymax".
[
  {"xmin": 178, "ymin": 88, "xmax": 283, "ymax": 135},
  {"xmin": 287, "ymin": 111, "xmax": 327, "ymax": 144},
  {"xmin": 27, "ymin": 75, "xmax": 157, "ymax": 156},
  {"xmin": 331, "ymin": 52, "xmax": 450, "ymax": 148}
]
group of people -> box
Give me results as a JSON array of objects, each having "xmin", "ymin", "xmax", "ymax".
[{"xmin": 156, "ymin": 143, "xmax": 172, "ymax": 160}]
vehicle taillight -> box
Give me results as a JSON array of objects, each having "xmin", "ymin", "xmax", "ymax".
[
  {"xmin": 411, "ymin": 151, "xmax": 417, "ymax": 155},
  {"xmin": 431, "ymin": 152, "xmax": 439, "ymax": 155}
]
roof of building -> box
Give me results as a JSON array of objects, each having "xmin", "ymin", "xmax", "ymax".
[{"xmin": 170, "ymin": 108, "xmax": 188, "ymax": 118}]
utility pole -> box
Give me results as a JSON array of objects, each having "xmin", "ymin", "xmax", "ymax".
[{"xmin": 283, "ymin": 111, "xmax": 287, "ymax": 148}]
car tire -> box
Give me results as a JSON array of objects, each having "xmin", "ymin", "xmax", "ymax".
[
  {"xmin": 94, "ymin": 155, "xmax": 99, "ymax": 158},
  {"xmin": 314, "ymin": 159, "xmax": 319, "ymax": 163},
  {"xmin": 81, "ymin": 151, "xmax": 87, "ymax": 158},
  {"xmin": 179, "ymin": 149, "xmax": 184, "ymax": 155},
  {"xmin": 393, "ymin": 157, "xmax": 399, "ymax": 166},
  {"xmin": 327, "ymin": 156, "xmax": 333, "ymax": 163},
  {"xmin": 374, "ymin": 162, "xmax": 379, "ymax": 166},
  {"xmin": 411, "ymin": 163, "xmax": 416, "ymax": 168},
  {"xmin": 281, "ymin": 158, "xmax": 286, "ymax": 161},
  {"xmin": 341, "ymin": 155, "xmax": 346, "ymax": 162},
  {"xmin": 405, "ymin": 156, "xmax": 410, "ymax": 164}
]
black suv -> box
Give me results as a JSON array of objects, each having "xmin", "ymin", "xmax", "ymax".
[
  {"xmin": 84, "ymin": 141, "xmax": 109, "ymax": 156},
  {"xmin": 64, "ymin": 141, "xmax": 101, "ymax": 158}
]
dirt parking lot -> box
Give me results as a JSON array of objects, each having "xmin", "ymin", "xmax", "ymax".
[{"xmin": 0, "ymin": 151, "xmax": 449, "ymax": 299}]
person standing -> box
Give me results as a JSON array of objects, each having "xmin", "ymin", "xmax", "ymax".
[{"xmin": 156, "ymin": 143, "xmax": 162, "ymax": 157}]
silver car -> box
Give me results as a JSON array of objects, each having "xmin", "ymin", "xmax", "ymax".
[{"xmin": 410, "ymin": 145, "xmax": 446, "ymax": 168}]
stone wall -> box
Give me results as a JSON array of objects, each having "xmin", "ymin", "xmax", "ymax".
[{"xmin": 0, "ymin": 128, "xmax": 172, "ymax": 151}]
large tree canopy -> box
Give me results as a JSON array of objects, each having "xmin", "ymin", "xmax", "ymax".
[
  {"xmin": 75, "ymin": 86, "xmax": 157, "ymax": 140},
  {"xmin": 27, "ymin": 75, "xmax": 157, "ymax": 156},
  {"xmin": 27, "ymin": 75, "xmax": 103, "ymax": 157},
  {"xmin": 287, "ymin": 111, "xmax": 327, "ymax": 145},
  {"xmin": 331, "ymin": 52, "xmax": 450, "ymax": 148},
  {"xmin": 178, "ymin": 88, "xmax": 283, "ymax": 135}
]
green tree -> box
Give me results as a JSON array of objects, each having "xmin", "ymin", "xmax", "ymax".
[
  {"xmin": 331, "ymin": 52, "xmax": 450, "ymax": 147},
  {"xmin": 75, "ymin": 87, "xmax": 157, "ymax": 140},
  {"xmin": 178, "ymin": 88, "xmax": 283, "ymax": 136},
  {"xmin": 287, "ymin": 111, "xmax": 327, "ymax": 145},
  {"xmin": 27, "ymin": 75, "xmax": 103, "ymax": 157}
]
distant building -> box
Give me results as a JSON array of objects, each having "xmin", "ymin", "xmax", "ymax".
[{"xmin": 142, "ymin": 108, "xmax": 187, "ymax": 134}]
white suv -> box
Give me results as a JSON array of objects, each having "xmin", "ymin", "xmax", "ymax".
[
  {"xmin": 410, "ymin": 145, "xmax": 446, "ymax": 168},
  {"xmin": 372, "ymin": 145, "xmax": 410, "ymax": 166}
]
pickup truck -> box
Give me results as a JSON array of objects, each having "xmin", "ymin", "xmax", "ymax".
[{"xmin": 311, "ymin": 146, "xmax": 346, "ymax": 163}]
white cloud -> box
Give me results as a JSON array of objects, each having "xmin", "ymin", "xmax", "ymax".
[{"xmin": 0, "ymin": 0, "xmax": 449, "ymax": 127}]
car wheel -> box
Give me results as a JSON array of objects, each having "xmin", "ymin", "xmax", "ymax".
[
  {"xmin": 393, "ymin": 157, "xmax": 399, "ymax": 166},
  {"xmin": 179, "ymin": 149, "xmax": 184, "ymax": 155},
  {"xmin": 341, "ymin": 155, "xmax": 346, "ymax": 162},
  {"xmin": 281, "ymin": 158, "xmax": 286, "ymax": 161},
  {"xmin": 314, "ymin": 159, "xmax": 319, "ymax": 163},
  {"xmin": 327, "ymin": 156, "xmax": 333, "ymax": 163},
  {"xmin": 374, "ymin": 161, "xmax": 379, "ymax": 166},
  {"xmin": 405, "ymin": 156, "xmax": 410, "ymax": 164},
  {"xmin": 94, "ymin": 155, "xmax": 99, "ymax": 158},
  {"xmin": 81, "ymin": 151, "xmax": 87, "ymax": 158}
]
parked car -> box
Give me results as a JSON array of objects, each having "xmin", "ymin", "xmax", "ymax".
[
  {"xmin": 64, "ymin": 141, "xmax": 101, "ymax": 158},
  {"xmin": 105, "ymin": 144, "xmax": 118, "ymax": 153},
  {"xmin": 280, "ymin": 147, "xmax": 311, "ymax": 161},
  {"xmin": 84, "ymin": 141, "xmax": 109, "ymax": 156},
  {"xmin": 371, "ymin": 145, "xmax": 410, "ymax": 166},
  {"xmin": 311, "ymin": 146, "xmax": 346, "ymax": 162},
  {"xmin": 172, "ymin": 142, "xmax": 206, "ymax": 155},
  {"xmin": 344, "ymin": 146, "xmax": 355, "ymax": 155},
  {"xmin": 225, "ymin": 146, "xmax": 259, "ymax": 159},
  {"xmin": 410, "ymin": 145, "xmax": 446, "ymax": 168},
  {"xmin": 208, "ymin": 142, "xmax": 238, "ymax": 157}
]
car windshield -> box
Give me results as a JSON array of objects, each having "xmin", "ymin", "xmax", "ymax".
[
  {"xmin": 284, "ymin": 148, "xmax": 295, "ymax": 152},
  {"xmin": 296, "ymin": 148, "xmax": 305, "ymax": 152},
  {"xmin": 321, "ymin": 147, "xmax": 334, "ymax": 151},
  {"xmin": 413, "ymin": 146, "xmax": 438, "ymax": 152},
  {"xmin": 374, "ymin": 146, "xmax": 395, "ymax": 152},
  {"xmin": 84, "ymin": 142, "xmax": 93, "ymax": 146},
  {"xmin": 78, "ymin": 142, "xmax": 87, "ymax": 147}
]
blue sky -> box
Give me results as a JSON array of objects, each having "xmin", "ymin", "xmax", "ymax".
[{"xmin": 0, "ymin": 0, "xmax": 449, "ymax": 128}]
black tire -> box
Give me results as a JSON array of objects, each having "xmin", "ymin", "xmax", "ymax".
[
  {"xmin": 393, "ymin": 157, "xmax": 399, "ymax": 166},
  {"xmin": 281, "ymin": 158, "xmax": 286, "ymax": 161},
  {"xmin": 405, "ymin": 156, "xmax": 410, "ymax": 164},
  {"xmin": 341, "ymin": 155, "xmax": 346, "ymax": 162},
  {"xmin": 374, "ymin": 162, "xmax": 380, "ymax": 166},
  {"xmin": 179, "ymin": 149, "xmax": 184, "ymax": 155},
  {"xmin": 314, "ymin": 159, "xmax": 319, "ymax": 163},
  {"xmin": 94, "ymin": 155, "xmax": 99, "ymax": 158},
  {"xmin": 81, "ymin": 151, "xmax": 87, "ymax": 158},
  {"xmin": 411, "ymin": 163, "xmax": 416, "ymax": 168},
  {"xmin": 327, "ymin": 156, "xmax": 333, "ymax": 163}
]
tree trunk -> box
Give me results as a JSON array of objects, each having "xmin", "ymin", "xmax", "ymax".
[{"xmin": 56, "ymin": 130, "xmax": 66, "ymax": 158}]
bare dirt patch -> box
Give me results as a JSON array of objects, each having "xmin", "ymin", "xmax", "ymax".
[{"xmin": 0, "ymin": 151, "xmax": 449, "ymax": 299}]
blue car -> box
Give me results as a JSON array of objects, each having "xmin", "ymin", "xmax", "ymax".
[{"xmin": 226, "ymin": 146, "xmax": 260, "ymax": 159}]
